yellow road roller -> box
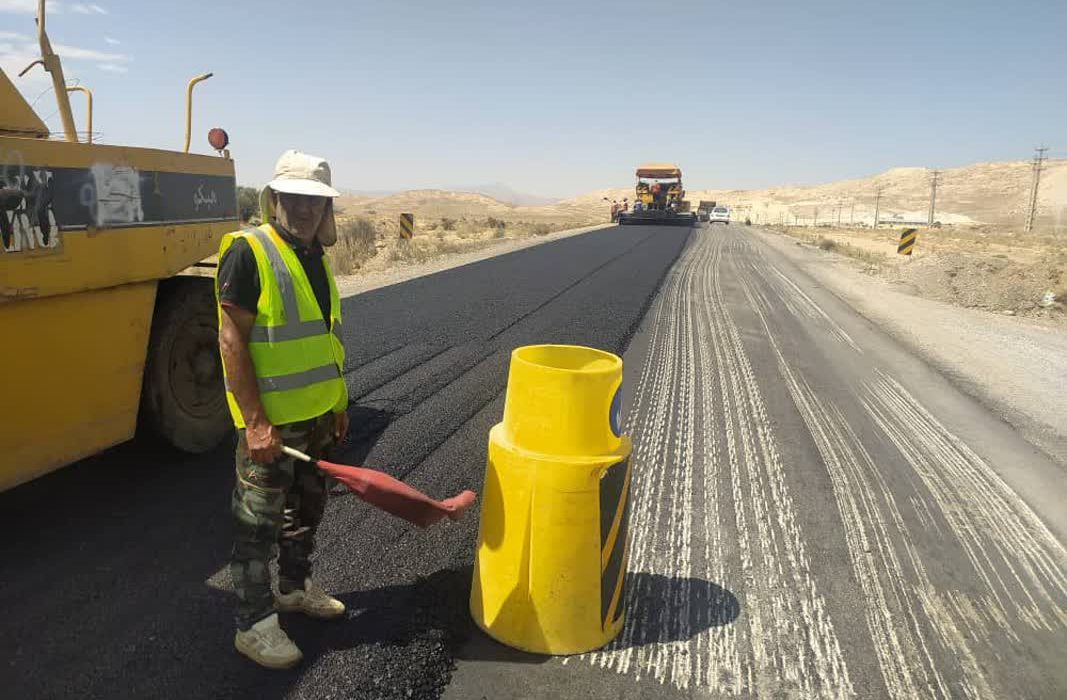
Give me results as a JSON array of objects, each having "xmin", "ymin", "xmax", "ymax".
[{"xmin": 0, "ymin": 1, "xmax": 237, "ymax": 491}]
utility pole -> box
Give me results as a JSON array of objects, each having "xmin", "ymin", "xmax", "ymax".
[
  {"xmin": 850, "ymin": 199, "xmax": 855, "ymax": 225},
  {"xmin": 836, "ymin": 200, "xmax": 843, "ymax": 226},
  {"xmin": 813, "ymin": 206, "xmax": 819, "ymax": 227},
  {"xmin": 873, "ymin": 186, "xmax": 883, "ymax": 229},
  {"xmin": 1025, "ymin": 145, "xmax": 1049, "ymax": 233},
  {"xmin": 794, "ymin": 213, "xmax": 798, "ymax": 226},
  {"xmin": 928, "ymin": 169, "xmax": 941, "ymax": 226}
]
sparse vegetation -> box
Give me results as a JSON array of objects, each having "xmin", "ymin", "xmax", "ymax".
[
  {"xmin": 769, "ymin": 223, "xmax": 1064, "ymax": 322},
  {"xmin": 328, "ymin": 217, "xmax": 379, "ymax": 273},
  {"xmin": 388, "ymin": 238, "xmax": 432, "ymax": 264},
  {"xmin": 323, "ymin": 208, "xmax": 589, "ymax": 279}
]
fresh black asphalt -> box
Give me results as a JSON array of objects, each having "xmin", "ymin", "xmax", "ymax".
[{"xmin": 0, "ymin": 224, "xmax": 690, "ymax": 700}]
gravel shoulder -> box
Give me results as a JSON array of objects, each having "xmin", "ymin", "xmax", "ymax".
[
  {"xmin": 335, "ymin": 223, "xmax": 612, "ymax": 298},
  {"xmin": 756, "ymin": 226, "xmax": 1067, "ymax": 466}
]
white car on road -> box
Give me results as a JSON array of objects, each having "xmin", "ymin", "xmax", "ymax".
[{"xmin": 708, "ymin": 206, "xmax": 730, "ymax": 224}]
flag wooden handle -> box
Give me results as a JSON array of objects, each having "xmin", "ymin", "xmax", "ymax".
[{"xmin": 281, "ymin": 445, "xmax": 315, "ymax": 463}]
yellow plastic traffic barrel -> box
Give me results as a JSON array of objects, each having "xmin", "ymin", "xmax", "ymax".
[{"xmin": 470, "ymin": 344, "xmax": 633, "ymax": 655}]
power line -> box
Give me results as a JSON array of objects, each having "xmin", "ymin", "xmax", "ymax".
[
  {"xmin": 928, "ymin": 169, "xmax": 941, "ymax": 226},
  {"xmin": 1025, "ymin": 145, "xmax": 1049, "ymax": 233}
]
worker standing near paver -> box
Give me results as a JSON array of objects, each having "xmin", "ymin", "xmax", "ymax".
[{"xmin": 215, "ymin": 150, "xmax": 349, "ymax": 669}]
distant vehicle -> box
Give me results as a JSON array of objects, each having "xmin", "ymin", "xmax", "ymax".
[
  {"xmin": 697, "ymin": 200, "xmax": 714, "ymax": 223},
  {"xmin": 708, "ymin": 207, "xmax": 731, "ymax": 225}
]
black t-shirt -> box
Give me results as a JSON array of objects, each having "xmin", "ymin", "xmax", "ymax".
[{"xmin": 217, "ymin": 222, "xmax": 332, "ymax": 322}]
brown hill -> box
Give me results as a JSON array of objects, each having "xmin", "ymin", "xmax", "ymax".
[
  {"xmin": 564, "ymin": 160, "xmax": 1067, "ymax": 229},
  {"xmin": 335, "ymin": 189, "xmax": 603, "ymax": 226},
  {"xmin": 336, "ymin": 159, "xmax": 1067, "ymax": 232}
]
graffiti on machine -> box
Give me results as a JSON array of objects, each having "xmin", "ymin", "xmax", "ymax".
[
  {"xmin": 1, "ymin": 167, "xmax": 59, "ymax": 253},
  {"xmin": 1, "ymin": 155, "xmax": 236, "ymax": 255}
]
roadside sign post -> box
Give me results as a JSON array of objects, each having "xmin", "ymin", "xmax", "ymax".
[
  {"xmin": 897, "ymin": 227, "xmax": 918, "ymax": 256},
  {"xmin": 399, "ymin": 212, "xmax": 414, "ymax": 239}
]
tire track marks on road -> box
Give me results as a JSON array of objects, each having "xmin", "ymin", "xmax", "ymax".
[
  {"xmin": 739, "ymin": 232, "xmax": 1067, "ymax": 699},
  {"xmin": 864, "ymin": 372, "xmax": 1067, "ymax": 634},
  {"xmin": 578, "ymin": 226, "xmax": 1066, "ymax": 699},
  {"xmin": 581, "ymin": 229, "xmax": 854, "ymax": 697}
]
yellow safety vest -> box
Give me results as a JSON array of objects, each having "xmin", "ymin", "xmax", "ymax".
[{"xmin": 216, "ymin": 223, "xmax": 347, "ymax": 428}]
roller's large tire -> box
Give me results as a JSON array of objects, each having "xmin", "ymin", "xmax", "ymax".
[{"xmin": 141, "ymin": 278, "xmax": 230, "ymax": 453}]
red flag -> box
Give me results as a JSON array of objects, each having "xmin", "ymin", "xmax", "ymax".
[{"xmin": 283, "ymin": 446, "xmax": 477, "ymax": 529}]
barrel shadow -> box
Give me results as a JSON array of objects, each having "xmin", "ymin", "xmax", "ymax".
[
  {"xmin": 456, "ymin": 571, "xmax": 740, "ymax": 663},
  {"xmin": 605, "ymin": 572, "xmax": 740, "ymax": 650}
]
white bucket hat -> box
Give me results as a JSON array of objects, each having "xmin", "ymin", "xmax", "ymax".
[
  {"xmin": 261, "ymin": 150, "xmax": 340, "ymax": 246},
  {"xmin": 266, "ymin": 150, "xmax": 341, "ymax": 198}
]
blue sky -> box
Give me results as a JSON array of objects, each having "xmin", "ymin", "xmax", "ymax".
[{"xmin": 3, "ymin": 0, "xmax": 1065, "ymax": 197}]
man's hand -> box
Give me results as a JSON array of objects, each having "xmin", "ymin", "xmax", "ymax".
[
  {"xmin": 333, "ymin": 410, "xmax": 349, "ymax": 444},
  {"xmin": 246, "ymin": 418, "xmax": 283, "ymax": 463},
  {"xmin": 220, "ymin": 304, "xmax": 281, "ymax": 462}
]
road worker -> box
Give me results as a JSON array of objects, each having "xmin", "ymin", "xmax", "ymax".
[{"xmin": 215, "ymin": 150, "xmax": 349, "ymax": 670}]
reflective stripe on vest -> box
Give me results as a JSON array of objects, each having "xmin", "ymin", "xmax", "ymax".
[
  {"xmin": 218, "ymin": 225, "xmax": 346, "ymax": 428},
  {"xmin": 224, "ymin": 362, "xmax": 340, "ymax": 394},
  {"xmin": 242, "ymin": 227, "xmax": 345, "ymax": 347}
]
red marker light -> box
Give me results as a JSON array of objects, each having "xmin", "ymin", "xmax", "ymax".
[{"xmin": 208, "ymin": 127, "xmax": 229, "ymax": 151}]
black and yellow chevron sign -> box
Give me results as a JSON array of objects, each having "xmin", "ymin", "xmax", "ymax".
[
  {"xmin": 599, "ymin": 457, "xmax": 632, "ymax": 629},
  {"xmin": 399, "ymin": 212, "xmax": 414, "ymax": 239},
  {"xmin": 897, "ymin": 228, "xmax": 918, "ymax": 255}
]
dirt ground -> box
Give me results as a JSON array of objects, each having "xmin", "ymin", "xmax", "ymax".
[{"xmin": 767, "ymin": 223, "xmax": 1066, "ymax": 325}]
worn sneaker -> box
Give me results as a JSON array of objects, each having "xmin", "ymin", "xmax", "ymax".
[
  {"xmin": 276, "ymin": 577, "xmax": 345, "ymax": 619},
  {"xmin": 234, "ymin": 613, "xmax": 302, "ymax": 669}
]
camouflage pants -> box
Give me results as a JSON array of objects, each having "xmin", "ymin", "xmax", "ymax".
[{"xmin": 230, "ymin": 413, "xmax": 335, "ymax": 630}]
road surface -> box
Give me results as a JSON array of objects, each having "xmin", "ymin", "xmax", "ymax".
[{"xmin": 1, "ymin": 224, "xmax": 1064, "ymax": 699}]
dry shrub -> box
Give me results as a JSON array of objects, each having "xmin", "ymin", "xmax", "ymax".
[
  {"xmin": 532, "ymin": 223, "xmax": 551, "ymax": 236},
  {"xmin": 817, "ymin": 237, "xmax": 838, "ymax": 251},
  {"xmin": 388, "ymin": 238, "xmax": 430, "ymax": 264},
  {"xmin": 328, "ymin": 217, "xmax": 379, "ymax": 273},
  {"xmin": 440, "ymin": 217, "xmax": 457, "ymax": 231}
]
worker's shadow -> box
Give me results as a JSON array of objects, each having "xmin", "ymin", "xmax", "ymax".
[
  {"xmin": 334, "ymin": 404, "xmax": 395, "ymax": 464},
  {"xmin": 281, "ymin": 566, "xmax": 740, "ymax": 668}
]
